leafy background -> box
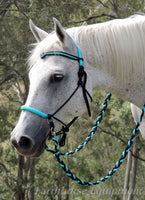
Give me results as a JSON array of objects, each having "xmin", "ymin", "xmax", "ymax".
[{"xmin": 0, "ymin": 0, "xmax": 145, "ymax": 200}]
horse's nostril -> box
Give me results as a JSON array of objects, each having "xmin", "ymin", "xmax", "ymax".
[{"xmin": 19, "ymin": 136, "xmax": 33, "ymax": 150}]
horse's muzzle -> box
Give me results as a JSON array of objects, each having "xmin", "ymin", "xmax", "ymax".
[{"xmin": 10, "ymin": 126, "xmax": 48, "ymax": 157}]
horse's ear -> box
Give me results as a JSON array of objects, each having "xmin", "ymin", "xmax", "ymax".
[
  {"xmin": 53, "ymin": 18, "xmax": 71, "ymax": 47},
  {"xmin": 29, "ymin": 19, "xmax": 48, "ymax": 42}
]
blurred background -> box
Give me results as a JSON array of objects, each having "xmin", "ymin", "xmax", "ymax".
[{"xmin": 0, "ymin": 0, "xmax": 145, "ymax": 199}]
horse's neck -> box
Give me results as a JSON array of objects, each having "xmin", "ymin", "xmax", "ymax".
[{"xmin": 68, "ymin": 18, "xmax": 145, "ymax": 108}]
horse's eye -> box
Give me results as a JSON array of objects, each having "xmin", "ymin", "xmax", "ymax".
[{"xmin": 51, "ymin": 73, "xmax": 64, "ymax": 83}]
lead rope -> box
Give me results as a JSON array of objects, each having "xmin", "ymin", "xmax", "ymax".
[
  {"xmin": 46, "ymin": 93, "xmax": 111, "ymax": 155},
  {"xmin": 46, "ymin": 93, "xmax": 145, "ymax": 186}
]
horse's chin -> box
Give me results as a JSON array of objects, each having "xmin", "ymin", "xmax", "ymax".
[{"xmin": 19, "ymin": 150, "xmax": 44, "ymax": 157}]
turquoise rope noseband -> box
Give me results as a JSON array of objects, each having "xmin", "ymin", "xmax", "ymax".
[
  {"xmin": 21, "ymin": 106, "xmax": 48, "ymax": 118},
  {"xmin": 21, "ymin": 37, "xmax": 145, "ymax": 186}
]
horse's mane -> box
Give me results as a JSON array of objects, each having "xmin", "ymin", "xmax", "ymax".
[
  {"xmin": 67, "ymin": 14, "xmax": 145, "ymax": 83},
  {"xmin": 28, "ymin": 15, "xmax": 145, "ymax": 84}
]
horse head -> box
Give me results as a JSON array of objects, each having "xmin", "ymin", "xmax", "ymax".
[{"xmin": 10, "ymin": 18, "xmax": 92, "ymax": 157}]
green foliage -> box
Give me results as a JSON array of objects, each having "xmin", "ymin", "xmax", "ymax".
[{"xmin": 1, "ymin": 0, "xmax": 145, "ymax": 199}]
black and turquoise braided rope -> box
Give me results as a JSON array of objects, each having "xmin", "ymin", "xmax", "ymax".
[
  {"xmin": 46, "ymin": 93, "xmax": 111, "ymax": 156},
  {"xmin": 45, "ymin": 93, "xmax": 145, "ymax": 186}
]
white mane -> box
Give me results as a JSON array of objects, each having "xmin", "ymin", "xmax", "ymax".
[{"xmin": 67, "ymin": 15, "xmax": 145, "ymax": 84}]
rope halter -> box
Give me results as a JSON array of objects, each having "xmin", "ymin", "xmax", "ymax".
[{"xmin": 21, "ymin": 39, "xmax": 92, "ymax": 146}]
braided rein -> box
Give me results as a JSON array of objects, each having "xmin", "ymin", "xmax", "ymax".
[{"xmin": 46, "ymin": 93, "xmax": 145, "ymax": 186}]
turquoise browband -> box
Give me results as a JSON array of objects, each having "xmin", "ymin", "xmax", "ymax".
[{"xmin": 41, "ymin": 48, "xmax": 83, "ymax": 66}]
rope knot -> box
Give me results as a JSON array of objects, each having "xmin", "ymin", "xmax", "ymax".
[
  {"xmin": 59, "ymin": 126, "xmax": 69, "ymax": 147},
  {"xmin": 78, "ymin": 67, "xmax": 85, "ymax": 79}
]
